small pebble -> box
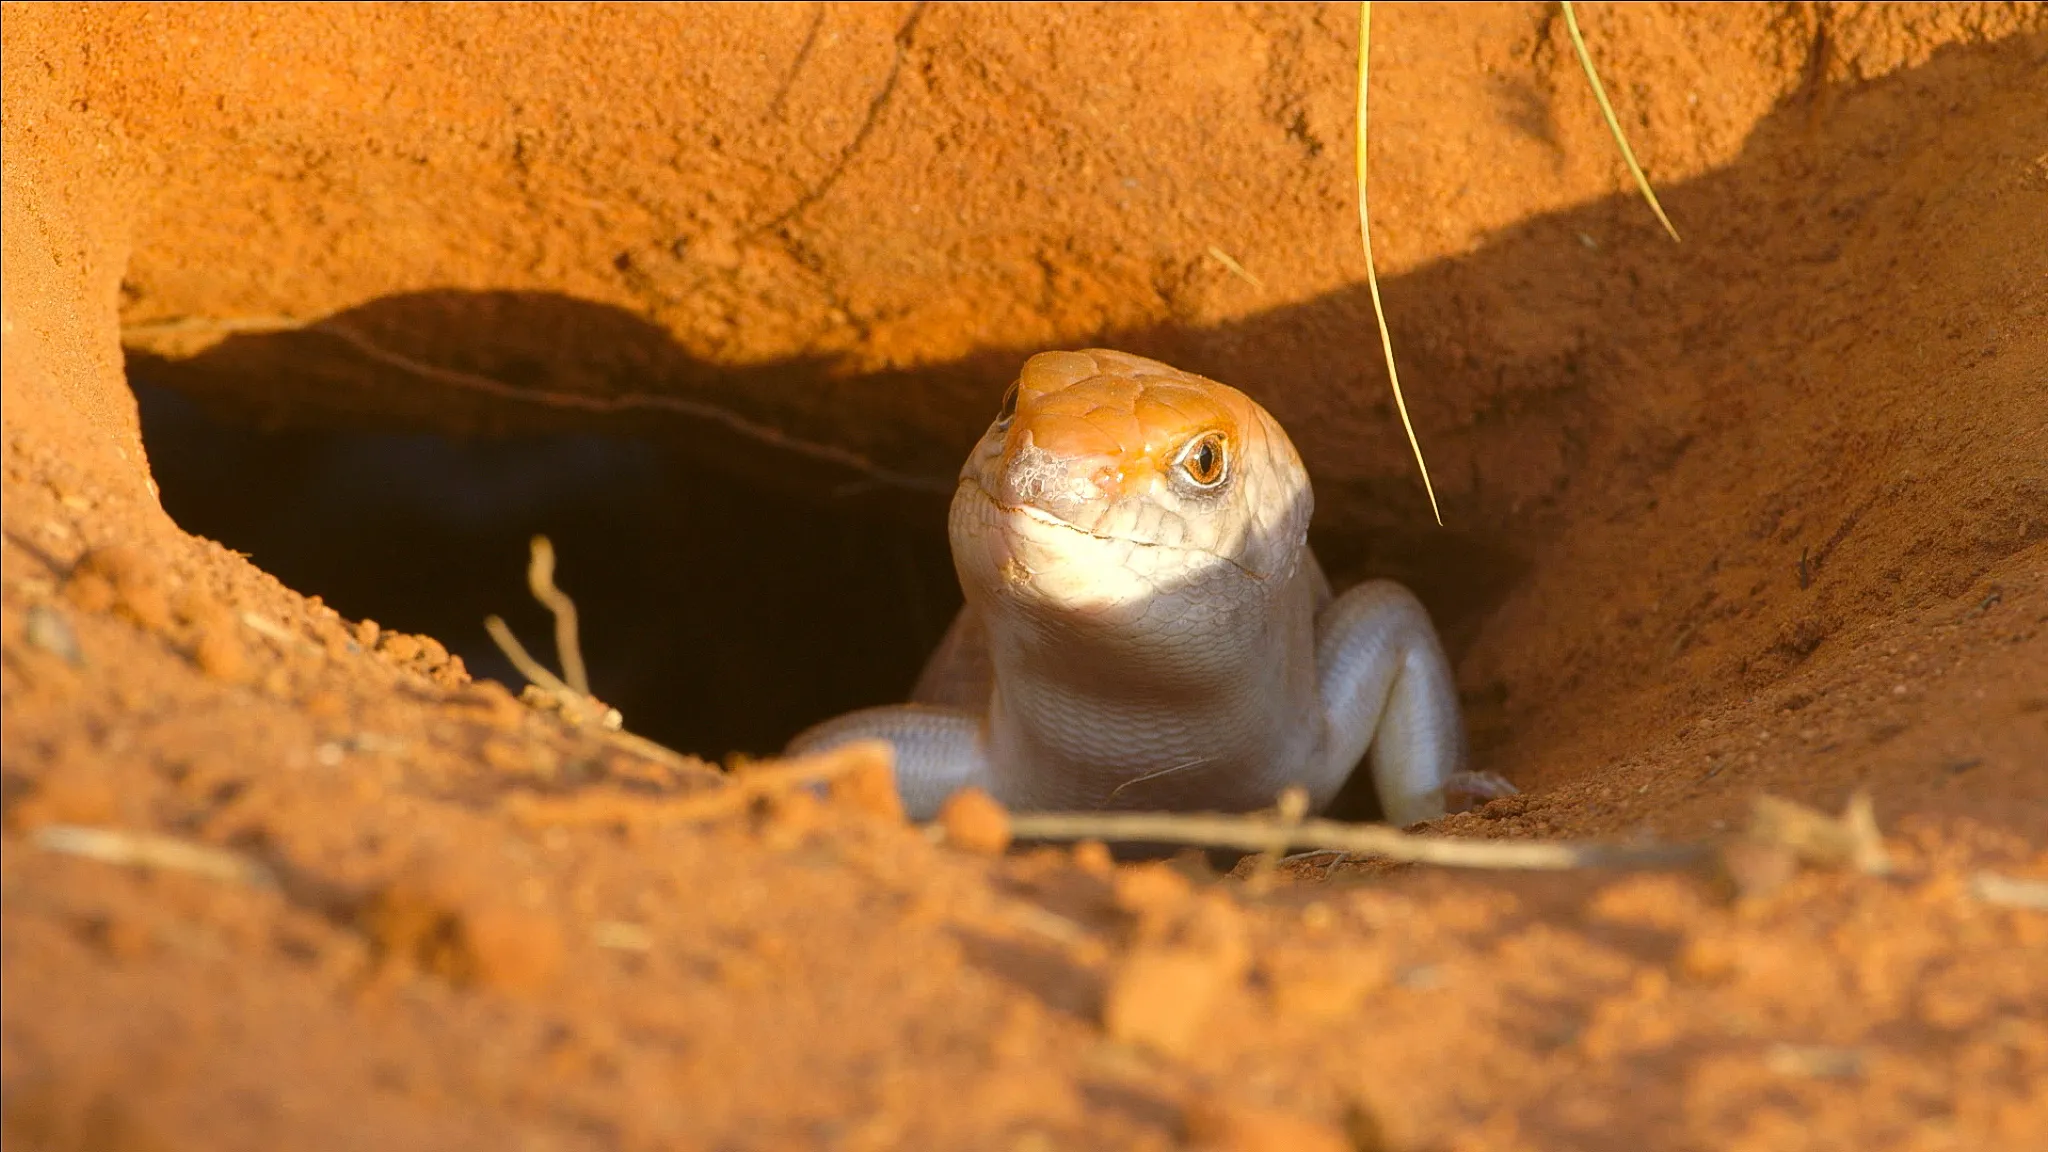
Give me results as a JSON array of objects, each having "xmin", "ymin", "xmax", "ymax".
[
  {"xmin": 825, "ymin": 743, "xmax": 906, "ymax": 824},
  {"xmin": 360, "ymin": 864, "xmax": 563, "ymax": 995},
  {"xmin": 937, "ymin": 787, "xmax": 1011, "ymax": 854},
  {"xmin": 1070, "ymin": 839, "xmax": 1114, "ymax": 877},
  {"xmin": 64, "ymin": 545, "xmax": 170, "ymax": 631},
  {"xmin": 24, "ymin": 604, "xmax": 83, "ymax": 666},
  {"xmin": 193, "ymin": 619, "xmax": 250, "ymax": 682},
  {"xmin": 379, "ymin": 633, "xmax": 424, "ymax": 662},
  {"xmin": 1111, "ymin": 862, "xmax": 1192, "ymax": 917}
]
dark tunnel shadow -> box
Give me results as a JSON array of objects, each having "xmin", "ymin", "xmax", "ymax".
[
  {"xmin": 128, "ymin": 290, "xmax": 1526, "ymax": 806},
  {"xmin": 129, "ymin": 336, "xmax": 965, "ymax": 763},
  {"xmin": 125, "ymin": 27, "xmax": 2042, "ymax": 795}
]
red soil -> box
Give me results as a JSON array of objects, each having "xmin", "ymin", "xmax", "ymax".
[{"xmin": 4, "ymin": 4, "xmax": 2044, "ymax": 1149}]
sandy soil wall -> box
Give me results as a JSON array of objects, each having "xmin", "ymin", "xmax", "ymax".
[{"xmin": 3, "ymin": 4, "xmax": 2044, "ymax": 1149}]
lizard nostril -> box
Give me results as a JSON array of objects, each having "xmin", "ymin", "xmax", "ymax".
[{"xmin": 998, "ymin": 444, "xmax": 1116, "ymax": 519}]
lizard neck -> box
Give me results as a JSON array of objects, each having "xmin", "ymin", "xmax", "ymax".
[{"xmin": 974, "ymin": 553, "xmax": 1326, "ymax": 812}]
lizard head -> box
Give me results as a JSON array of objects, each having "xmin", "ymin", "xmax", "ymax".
[{"xmin": 951, "ymin": 349, "xmax": 1314, "ymax": 620}]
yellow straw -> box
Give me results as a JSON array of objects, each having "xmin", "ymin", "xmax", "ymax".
[
  {"xmin": 1356, "ymin": 2, "xmax": 1443, "ymax": 525},
  {"xmin": 1560, "ymin": 1, "xmax": 1681, "ymax": 242}
]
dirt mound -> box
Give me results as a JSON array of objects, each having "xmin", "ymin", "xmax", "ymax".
[{"xmin": 4, "ymin": 4, "xmax": 2044, "ymax": 1148}]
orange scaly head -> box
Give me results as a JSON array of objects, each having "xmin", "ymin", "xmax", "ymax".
[
  {"xmin": 996, "ymin": 351, "xmax": 1250, "ymax": 505},
  {"xmin": 952, "ymin": 350, "xmax": 1315, "ymax": 612}
]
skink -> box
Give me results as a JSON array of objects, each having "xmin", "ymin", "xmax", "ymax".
[{"xmin": 790, "ymin": 349, "xmax": 1494, "ymax": 826}]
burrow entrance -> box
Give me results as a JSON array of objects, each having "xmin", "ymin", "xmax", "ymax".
[
  {"xmin": 131, "ymin": 373, "xmax": 963, "ymax": 765},
  {"xmin": 127, "ymin": 321, "xmax": 1523, "ymax": 822}
]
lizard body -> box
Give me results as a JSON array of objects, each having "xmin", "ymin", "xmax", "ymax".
[{"xmin": 789, "ymin": 349, "xmax": 1487, "ymax": 825}]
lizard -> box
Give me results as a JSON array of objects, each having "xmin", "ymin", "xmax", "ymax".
[{"xmin": 787, "ymin": 349, "xmax": 1506, "ymax": 826}]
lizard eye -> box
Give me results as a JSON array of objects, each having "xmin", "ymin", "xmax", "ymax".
[
  {"xmin": 995, "ymin": 382, "xmax": 1020, "ymax": 428},
  {"xmin": 1177, "ymin": 431, "xmax": 1229, "ymax": 488}
]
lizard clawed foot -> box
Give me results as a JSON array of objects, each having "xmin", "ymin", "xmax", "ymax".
[{"xmin": 1440, "ymin": 770, "xmax": 1519, "ymax": 814}]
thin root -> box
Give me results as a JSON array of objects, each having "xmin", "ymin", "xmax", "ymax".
[
  {"xmin": 486, "ymin": 537, "xmax": 718, "ymax": 783},
  {"xmin": 525, "ymin": 535, "xmax": 589, "ymax": 696},
  {"xmin": 1003, "ymin": 791, "xmax": 1902, "ymax": 876},
  {"xmin": 504, "ymin": 741, "xmax": 887, "ymax": 829},
  {"xmin": 1205, "ymin": 245, "xmax": 1265, "ymax": 289},
  {"xmin": 1010, "ymin": 808, "xmax": 1708, "ymax": 872},
  {"xmin": 32, "ymin": 824, "xmax": 276, "ymax": 887},
  {"xmin": 485, "ymin": 614, "xmax": 585, "ymax": 710},
  {"xmin": 1971, "ymin": 871, "xmax": 2048, "ymax": 910},
  {"xmin": 1247, "ymin": 786, "xmax": 1311, "ymax": 889},
  {"xmin": 1746, "ymin": 789, "xmax": 1890, "ymax": 874},
  {"xmin": 119, "ymin": 315, "xmax": 952, "ymax": 496}
]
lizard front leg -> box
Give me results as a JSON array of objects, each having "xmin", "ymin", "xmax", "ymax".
[
  {"xmin": 1313, "ymin": 579, "xmax": 1471, "ymax": 827},
  {"xmin": 785, "ymin": 705, "xmax": 990, "ymax": 821}
]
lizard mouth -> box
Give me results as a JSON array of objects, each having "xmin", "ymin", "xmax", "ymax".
[
  {"xmin": 961, "ymin": 477, "xmax": 1260, "ymax": 580},
  {"xmin": 969, "ymin": 475, "xmax": 1166, "ymax": 548}
]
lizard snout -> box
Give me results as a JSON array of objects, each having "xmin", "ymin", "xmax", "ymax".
[{"xmin": 993, "ymin": 437, "xmax": 1134, "ymax": 528}]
